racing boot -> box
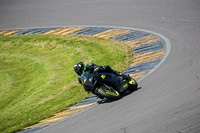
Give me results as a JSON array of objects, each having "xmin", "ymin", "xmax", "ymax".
[{"xmin": 116, "ymin": 72, "xmax": 129, "ymax": 80}]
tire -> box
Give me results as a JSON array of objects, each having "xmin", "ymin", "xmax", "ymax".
[
  {"xmin": 128, "ymin": 78, "xmax": 138, "ymax": 91},
  {"xmin": 97, "ymin": 85, "xmax": 121, "ymax": 100}
]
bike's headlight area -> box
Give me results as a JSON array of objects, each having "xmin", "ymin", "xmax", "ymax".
[{"xmin": 83, "ymin": 84, "xmax": 93, "ymax": 92}]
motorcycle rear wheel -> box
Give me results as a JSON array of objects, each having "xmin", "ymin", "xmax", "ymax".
[
  {"xmin": 97, "ymin": 85, "xmax": 121, "ymax": 100},
  {"xmin": 128, "ymin": 78, "xmax": 138, "ymax": 91}
]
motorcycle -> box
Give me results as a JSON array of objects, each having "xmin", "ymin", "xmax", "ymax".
[{"xmin": 79, "ymin": 70, "xmax": 138, "ymax": 100}]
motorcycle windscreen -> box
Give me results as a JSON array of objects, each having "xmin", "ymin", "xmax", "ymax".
[{"xmin": 80, "ymin": 71, "xmax": 95, "ymax": 91}]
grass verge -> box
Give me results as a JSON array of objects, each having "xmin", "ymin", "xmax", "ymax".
[{"xmin": 0, "ymin": 34, "xmax": 134, "ymax": 133}]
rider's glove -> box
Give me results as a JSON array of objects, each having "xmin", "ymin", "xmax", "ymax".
[
  {"xmin": 94, "ymin": 66, "xmax": 104, "ymax": 73},
  {"xmin": 78, "ymin": 76, "xmax": 82, "ymax": 84}
]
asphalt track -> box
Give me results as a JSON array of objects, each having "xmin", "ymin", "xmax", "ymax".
[{"xmin": 1, "ymin": 0, "xmax": 200, "ymax": 133}]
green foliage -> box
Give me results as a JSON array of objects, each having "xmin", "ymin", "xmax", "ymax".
[{"xmin": 0, "ymin": 34, "xmax": 133, "ymax": 133}]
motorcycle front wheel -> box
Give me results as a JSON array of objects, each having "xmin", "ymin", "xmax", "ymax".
[{"xmin": 97, "ymin": 85, "xmax": 121, "ymax": 100}]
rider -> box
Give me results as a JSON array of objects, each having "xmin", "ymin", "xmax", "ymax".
[
  {"xmin": 74, "ymin": 62, "xmax": 125, "ymax": 85},
  {"xmin": 74, "ymin": 62, "xmax": 135, "ymax": 96}
]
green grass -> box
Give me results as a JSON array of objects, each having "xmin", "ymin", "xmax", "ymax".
[{"xmin": 0, "ymin": 34, "xmax": 134, "ymax": 133}]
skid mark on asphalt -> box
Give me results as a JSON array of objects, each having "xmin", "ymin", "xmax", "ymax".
[{"xmin": 1, "ymin": 27, "xmax": 166, "ymax": 132}]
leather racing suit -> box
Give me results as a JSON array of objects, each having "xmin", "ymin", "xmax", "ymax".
[{"xmin": 77, "ymin": 63, "xmax": 122, "ymax": 85}]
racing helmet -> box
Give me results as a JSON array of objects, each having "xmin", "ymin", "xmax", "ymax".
[{"xmin": 74, "ymin": 62, "xmax": 86, "ymax": 75}]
